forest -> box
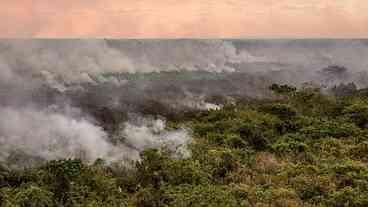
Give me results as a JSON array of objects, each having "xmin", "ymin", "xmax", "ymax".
[{"xmin": 1, "ymin": 83, "xmax": 368, "ymax": 207}]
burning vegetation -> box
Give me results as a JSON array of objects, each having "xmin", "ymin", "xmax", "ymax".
[{"xmin": 1, "ymin": 39, "xmax": 368, "ymax": 206}]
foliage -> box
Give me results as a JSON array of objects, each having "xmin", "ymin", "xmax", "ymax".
[{"xmin": 2, "ymin": 84, "xmax": 368, "ymax": 206}]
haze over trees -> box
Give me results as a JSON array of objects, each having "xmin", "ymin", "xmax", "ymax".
[
  {"xmin": 1, "ymin": 39, "xmax": 368, "ymax": 206},
  {"xmin": 1, "ymin": 83, "xmax": 368, "ymax": 206}
]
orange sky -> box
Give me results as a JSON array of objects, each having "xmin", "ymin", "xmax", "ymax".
[{"xmin": 1, "ymin": 0, "xmax": 367, "ymax": 38}]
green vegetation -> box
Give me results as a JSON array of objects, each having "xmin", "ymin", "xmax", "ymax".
[{"xmin": 2, "ymin": 84, "xmax": 368, "ymax": 206}]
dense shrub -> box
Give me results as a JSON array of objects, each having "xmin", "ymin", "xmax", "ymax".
[
  {"xmin": 272, "ymin": 133, "xmax": 309, "ymax": 154},
  {"xmin": 1, "ymin": 85, "xmax": 368, "ymax": 206},
  {"xmin": 261, "ymin": 103, "xmax": 297, "ymax": 119},
  {"xmin": 163, "ymin": 184, "xmax": 249, "ymax": 207},
  {"xmin": 343, "ymin": 101, "xmax": 368, "ymax": 128},
  {"xmin": 0, "ymin": 183, "xmax": 54, "ymax": 207}
]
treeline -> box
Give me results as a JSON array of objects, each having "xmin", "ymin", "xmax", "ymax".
[{"xmin": 1, "ymin": 84, "xmax": 368, "ymax": 206}]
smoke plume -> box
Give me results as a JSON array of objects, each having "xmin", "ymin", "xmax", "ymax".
[
  {"xmin": 0, "ymin": 39, "xmax": 367, "ymax": 167},
  {"xmin": 0, "ymin": 105, "xmax": 190, "ymax": 168},
  {"xmin": 0, "ymin": 105, "xmax": 113, "ymax": 167}
]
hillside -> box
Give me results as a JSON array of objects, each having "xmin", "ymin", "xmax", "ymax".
[{"xmin": 1, "ymin": 84, "xmax": 368, "ymax": 206}]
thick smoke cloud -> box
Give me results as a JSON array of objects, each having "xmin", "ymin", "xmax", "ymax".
[
  {"xmin": 0, "ymin": 106, "xmax": 114, "ymax": 167},
  {"xmin": 116, "ymin": 117, "xmax": 191, "ymax": 160},
  {"xmin": 0, "ymin": 39, "xmax": 367, "ymax": 167},
  {"xmin": 233, "ymin": 39, "xmax": 368, "ymax": 72},
  {"xmin": 1, "ymin": 39, "xmax": 367, "ymax": 90},
  {"xmin": 0, "ymin": 39, "xmax": 250, "ymax": 85},
  {"xmin": 0, "ymin": 40, "xmax": 133, "ymax": 86},
  {"xmin": 0, "ymin": 105, "xmax": 190, "ymax": 168},
  {"xmin": 2, "ymin": 39, "xmax": 367, "ymax": 91}
]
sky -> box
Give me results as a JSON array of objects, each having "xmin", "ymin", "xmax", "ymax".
[{"xmin": 1, "ymin": 0, "xmax": 367, "ymax": 38}]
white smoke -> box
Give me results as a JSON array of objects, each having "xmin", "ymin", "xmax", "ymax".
[
  {"xmin": 2, "ymin": 39, "xmax": 367, "ymax": 92},
  {"xmin": 110, "ymin": 39, "xmax": 263, "ymax": 73},
  {"xmin": 0, "ymin": 105, "xmax": 191, "ymax": 167},
  {"xmin": 0, "ymin": 106, "xmax": 115, "ymax": 165},
  {"xmin": 116, "ymin": 117, "xmax": 191, "ymax": 160},
  {"xmin": 0, "ymin": 39, "xmax": 367, "ymax": 168},
  {"xmin": 0, "ymin": 40, "xmax": 267, "ymax": 88},
  {"xmin": 179, "ymin": 93, "xmax": 222, "ymax": 111}
]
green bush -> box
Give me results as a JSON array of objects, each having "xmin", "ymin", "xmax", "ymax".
[
  {"xmin": 2, "ymin": 85, "xmax": 368, "ymax": 206},
  {"xmin": 343, "ymin": 101, "xmax": 368, "ymax": 128},
  {"xmin": 299, "ymin": 119, "xmax": 360, "ymax": 139},
  {"xmin": 261, "ymin": 103, "xmax": 297, "ymax": 119},
  {"xmin": 328, "ymin": 187, "xmax": 368, "ymax": 207},
  {"xmin": 1, "ymin": 183, "xmax": 54, "ymax": 207},
  {"xmin": 272, "ymin": 133, "xmax": 309, "ymax": 154},
  {"xmin": 163, "ymin": 184, "xmax": 249, "ymax": 207}
]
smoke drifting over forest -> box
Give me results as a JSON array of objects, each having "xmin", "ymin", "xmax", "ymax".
[{"xmin": 0, "ymin": 39, "xmax": 367, "ymax": 167}]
